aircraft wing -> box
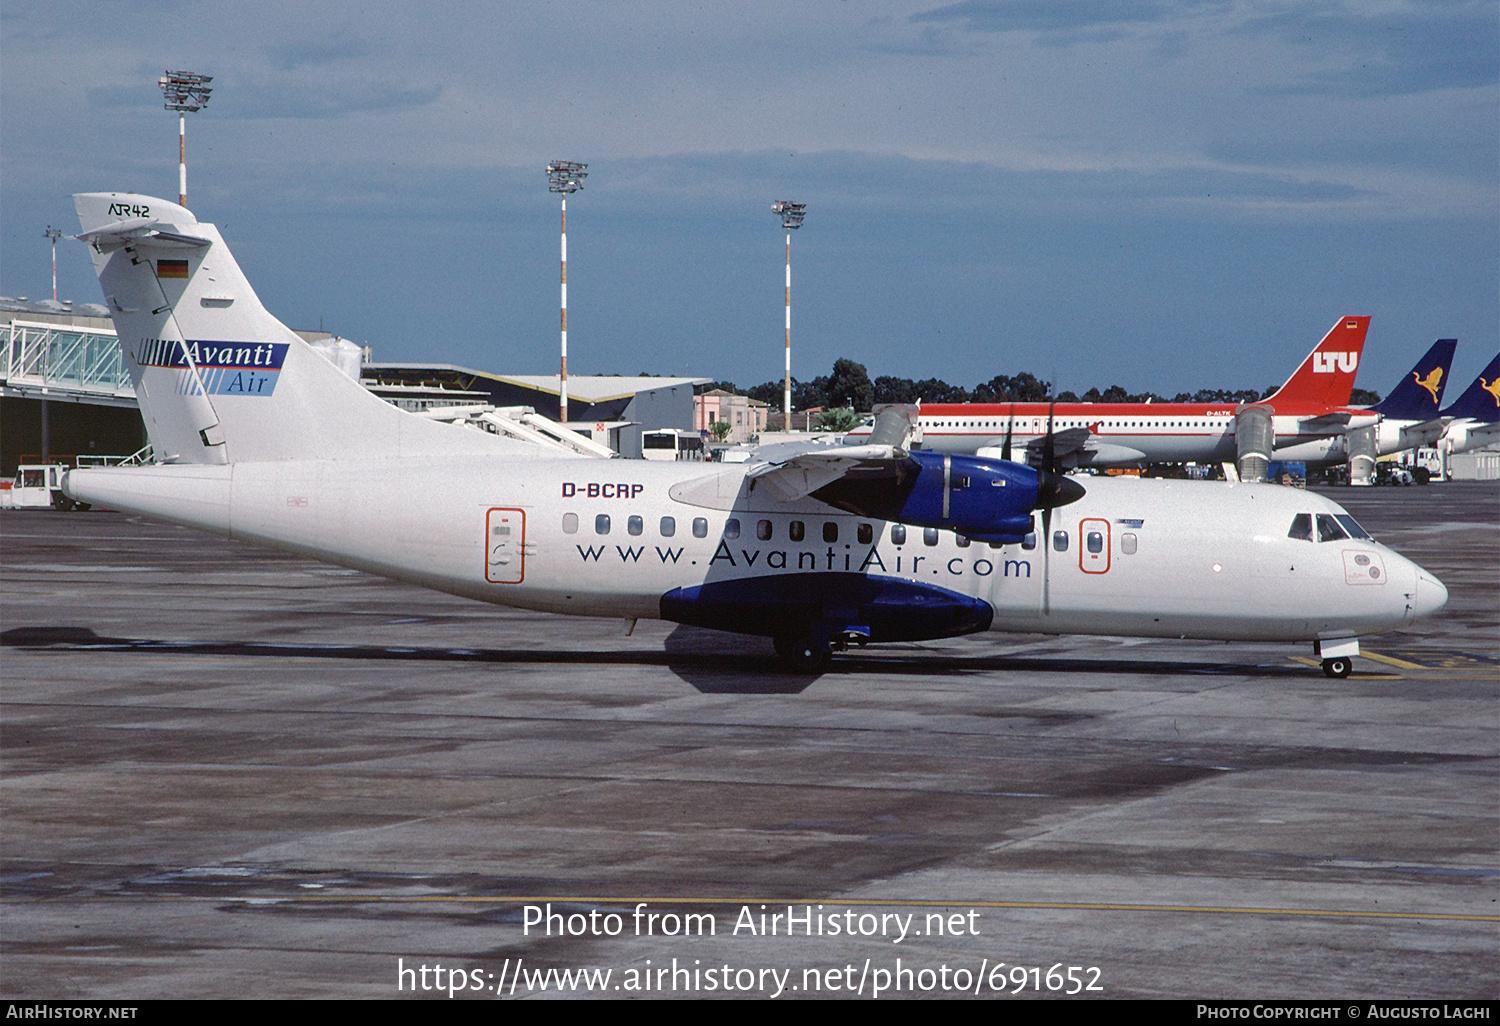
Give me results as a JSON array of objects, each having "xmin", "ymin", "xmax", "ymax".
[
  {"xmin": 1071, "ymin": 442, "xmax": 1149, "ymax": 465},
  {"xmin": 1296, "ymin": 412, "xmax": 1357, "ymax": 433},
  {"xmin": 1466, "ymin": 421, "xmax": 1500, "ymax": 447},
  {"xmin": 1024, "ymin": 426, "xmax": 1093, "ymax": 458},
  {"xmin": 1396, "ymin": 417, "xmax": 1449, "ymax": 450},
  {"xmin": 745, "ymin": 443, "xmax": 903, "ymax": 502},
  {"xmin": 991, "ymin": 428, "xmax": 1146, "ymax": 468}
]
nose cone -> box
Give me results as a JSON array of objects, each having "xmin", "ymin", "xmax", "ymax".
[{"xmin": 1414, "ymin": 571, "xmax": 1448, "ymax": 621}]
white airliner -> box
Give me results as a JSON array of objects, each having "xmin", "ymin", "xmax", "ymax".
[
  {"xmin": 63, "ymin": 192, "xmax": 1447, "ymax": 678},
  {"xmin": 1436, "ymin": 355, "xmax": 1500, "ymax": 457},
  {"xmin": 842, "ymin": 317, "xmax": 1378, "ymax": 467},
  {"xmin": 1258, "ymin": 338, "xmax": 1458, "ymax": 465}
]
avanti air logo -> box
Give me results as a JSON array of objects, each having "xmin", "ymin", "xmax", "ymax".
[
  {"xmin": 135, "ymin": 337, "xmax": 289, "ymax": 397},
  {"xmin": 1313, "ymin": 352, "xmax": 1359, "ymax": 374}
]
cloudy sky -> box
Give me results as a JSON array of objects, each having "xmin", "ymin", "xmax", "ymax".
[{"xmin": 3, "ymin": 1, "xmax": 1496, "ymax": 397}]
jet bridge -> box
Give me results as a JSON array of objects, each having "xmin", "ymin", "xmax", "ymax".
[{"xmin": 413, "ymin": 404, "xmax": 619, "ymax": 458}]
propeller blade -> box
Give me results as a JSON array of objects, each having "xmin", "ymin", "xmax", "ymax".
[
  {"xmin": 1043, "ymin": 399, "xmax": 1056, "ymax": 472},
  {"xmin": 1002, "ymin": 403, "xmax": 1014, "ymax": 462},
  {"xmin": 1041, "ymin": 506, "xmax": 1052, "ymax": 615}
]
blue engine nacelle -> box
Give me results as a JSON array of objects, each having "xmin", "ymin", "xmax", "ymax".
[
  {"xmin": 897, "ymin": 450, "xmax": 1038, "ymax": 542},
  {"xmin": 812, "ymin": 449, "xmax": 1078, "ymax": 543}
]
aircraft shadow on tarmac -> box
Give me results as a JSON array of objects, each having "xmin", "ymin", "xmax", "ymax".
[{"xmin": 3, "ymin": 624, "xmax": 1321, "ymax": 696}]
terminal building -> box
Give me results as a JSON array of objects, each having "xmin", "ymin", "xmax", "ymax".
[{"xmin": 1, "ymin": 299, "xmax": 706, "ymax": 472}]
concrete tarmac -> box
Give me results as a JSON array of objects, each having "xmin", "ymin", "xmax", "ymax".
[{"xmin": 2, "ymin": 482, "xmax": 1496, "ymax": 1000}]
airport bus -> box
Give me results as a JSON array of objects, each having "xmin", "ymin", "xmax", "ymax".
[{"xmin": 641, "ymin": 429, "xmax": 706, "ymax": 461}]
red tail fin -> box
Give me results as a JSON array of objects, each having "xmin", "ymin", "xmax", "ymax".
[{"xmin": 1264, "ymin": 316, "xmax": 1370, "ymax": 410}]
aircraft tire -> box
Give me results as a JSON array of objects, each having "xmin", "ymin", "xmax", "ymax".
[
  {"xmin": 775, "ymin": 633, "xmax": 831, "ymax": 674},
  {"xmin": 1321, "ymin": 657, "xmax": 1352, "ymax": 679}
]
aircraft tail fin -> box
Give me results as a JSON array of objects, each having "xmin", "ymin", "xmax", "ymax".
[
  {"xmin": 1263, "ymin": 316, "xmax": 1370, "ymax": 410},
  {"xmin": 74, "ymin": 193, "xmax": 531, "ymax": 464},
  {"xmin": 1368, "ymin": 339, "xmax": 1457, "ymax": 419},
  {"xmin": 1439, "ymin": 353, "xmax": 1500, "ymax": 423}
]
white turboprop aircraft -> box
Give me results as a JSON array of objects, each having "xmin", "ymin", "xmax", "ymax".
[{"xmin": 64, "ymin": 192, "xmax": 1447, "ymax": 677}]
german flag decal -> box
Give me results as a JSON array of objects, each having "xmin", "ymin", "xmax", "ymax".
[{"xmin": 156, "ymin": 259, "xmax": 190, "ymax": 279}]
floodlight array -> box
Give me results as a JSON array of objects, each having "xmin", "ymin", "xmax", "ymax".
[
  {"xmin": 547, "ymin": 160, "xmax": 588, "ymax": 194},
  {"xmin": 158, "ymin": 70, "xmax": 214, "ymax": 112},
  {"xmin": 771, "ymin": 200, "xmax": 807, "ymax": 230}
]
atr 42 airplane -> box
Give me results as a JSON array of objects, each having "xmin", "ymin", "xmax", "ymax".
[
  {"xmin": 1437, "ymin": 354, "xmax": 1500, "ymax": 456},
  {"xmin": 1268, "ymin": 338, "xmax": 1458, "ymax": 465},
  {"xmin": 843, "ymin": 317, "xmax": 1376, "ymax": 469},
  {"xmin": 63, "ymin": 192, "xmax": 1447, "ymax": 677}
]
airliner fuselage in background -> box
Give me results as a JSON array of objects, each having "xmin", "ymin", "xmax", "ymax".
[
  {"xmin": 1249, "ymin": 338, "xmax": 1458, "ymax": 465},
  {"xmin": 1436, "ymin": 354, "xmax": 1500, "ymax": 457},
  {"xmin": 62, "ymin": 193, "xmax": 1446, "ymax": 677},
  {"xmin": 845, "ymin": 317, "xmax": 1376, "ymax": 467}
]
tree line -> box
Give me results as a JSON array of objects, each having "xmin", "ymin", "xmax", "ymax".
[{"xmin": 701, "ymin": 357, "xmax": 1380, "ymax": 410}]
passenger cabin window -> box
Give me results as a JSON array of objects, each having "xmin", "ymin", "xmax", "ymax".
[
  {"xmin": 1288, "ymin": 513, "xmax": 1313, "ymax": 541},
  {"xmin": 923, "ymin": 527, "xmax": 939, "ymax": 547},
  {"xmin": 660, "ymin": 516, "xmax": 676, "ymax": 537},
  {"xmin": 724, "ymin": 518, "xmax": 741, "ymax": 539},
  {"xmin": 890, "ymin": 524, "xmax": 907, "ymax": 545},
  {"xmin": 1316, "ymin": 513, "xmax": 1348, "ymax": 543},
  {"xmin": 1086, "ymin": 531, "xmax": 1104, "ymax": 554},
  {"xmin": 628, "ymin": 515, "xmax": 643, "ymax": 536},
  {"xmin": 1022, "ymin": 533, "xmax": 1037, "ymax": 550},
  {"xmin": 595, "ymin": 514, "xmax": 611, "ymax": 535},
  {"xmin": 1121, "ymin": 532, "xmax": 1137, "ymax": 555},
  {"xmin": 757, "ymin": 519, "xmax": 773, "ymax": 541},
  {"xmin": 857, "ymin": 523, "xmax": 873, "ymax": 545},
  {"xmin": 692, "ymin": 518, "xmax": 708, "ymax": 538},
  {"xmin": 955, "ymin": 534, "xmax": 971, "ymax": 548},
  {"xmin": 562, "ymin": 512, "xmax": 579, "ymax": 534},
  {"xmin": 789, "ymin": 520, "xmax": 805, "ymax": 542},
  {"xmin": 823, "ymin": 522, "xmax": 839, "ymax": 543},
  {"xmin": 1053, "ymin": 530, "xmax": 1069, "ymax": 553}
]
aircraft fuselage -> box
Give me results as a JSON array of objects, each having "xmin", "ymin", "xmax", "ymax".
[{"xmin": 66, "ymin": 460, "xmax": 1443, "ymax": 647}]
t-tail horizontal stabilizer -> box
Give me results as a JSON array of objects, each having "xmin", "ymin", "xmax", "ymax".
[{"xmin": 73, "ymin": 192, "xmax": 550, "ymax": 466}]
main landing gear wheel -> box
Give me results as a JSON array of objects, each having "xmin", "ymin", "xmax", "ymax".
[
  {"xmin": 1321, "ymin": 657, "xmax": 1353, "ymax": 679},
  {"xmin": 774, "ymin": 634, "xmax": 832, "ymax": 675}
]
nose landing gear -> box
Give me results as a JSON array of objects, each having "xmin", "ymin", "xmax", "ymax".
[
  {"xmin": 1315, "ymin": 638, "xmax": 1359, "ymax": 679},
  {"xmin": 1321, "ymin": 656, "xmax": 1352, "ymax": 679}
]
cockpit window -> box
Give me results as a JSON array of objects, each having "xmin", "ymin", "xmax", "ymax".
[
  {"xmin": 1334, "ymin": 514, "xmax": 1371, "ymax": 539},
  {"xmin": 1316, "ymin": 513, "xmax": 1348, "ymax": 542},
  {"xmin": 1288, "ymin": 513, "xmax": 1313, "ymax": 541}
]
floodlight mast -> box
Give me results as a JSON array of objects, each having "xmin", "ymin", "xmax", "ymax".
[
  {"xmin": 770, "ymin": 201, "xmax": 806, "ymax": 426},
  {"xmin": 158, "ymin": 70, "xmax": 213, "ymax": 207},
  {"xmin": 44, "ymin": 227, "xmax": 63, "ymax": 302},
  {"xmin": 547, "ymin": 160, "xmax": 588, "ymax": 425}
]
